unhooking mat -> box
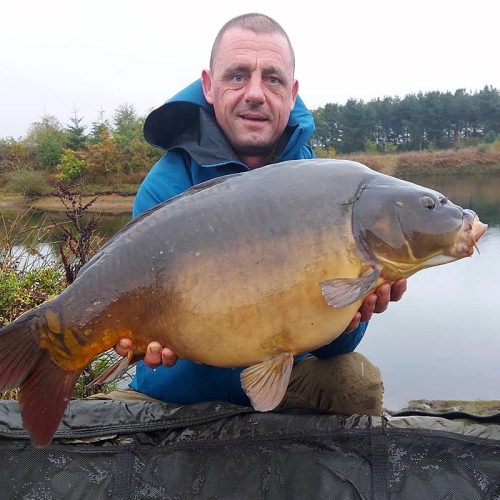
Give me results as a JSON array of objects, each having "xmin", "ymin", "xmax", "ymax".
[{"xmin": 1, "ymin": 399, "xmax": 500, "ymax": 499}]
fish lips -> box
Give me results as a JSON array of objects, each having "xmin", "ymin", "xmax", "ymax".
[
  {"xmin": 460, "ymin": 211, "xmax": 487, "ymax": 256},
  {"xmin": 471, "ymin": 217, "xmax": 488, "ymax": 242}
]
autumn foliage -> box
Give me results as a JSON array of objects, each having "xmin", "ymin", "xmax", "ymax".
[
  {"xmin": 395, "ymin": 143, "xmax": 500, "ymax": 175},
  {"xmin": 0, "ymin": 104, "xmax": 162, "ymax": 188}
]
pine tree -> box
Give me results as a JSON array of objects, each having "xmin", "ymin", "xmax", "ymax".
[{"xmin": 66, "ymin": 109, "xmax": 87, "ymax": 151}]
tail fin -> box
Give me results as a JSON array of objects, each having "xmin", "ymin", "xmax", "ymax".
[{"xmin": 0, "ymin": 314, "xmax": 83, "ymax": 447}]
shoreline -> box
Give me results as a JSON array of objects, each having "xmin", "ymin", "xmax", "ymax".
[
  {"xmin": 391, "ymin": 399, "xmax": 500, "ymax": 416},
  {"xmin": 0, "ymin": 193, "xmax": 135, "ymax": 214}
]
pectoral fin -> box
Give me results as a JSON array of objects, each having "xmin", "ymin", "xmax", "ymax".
[
  {"xmin": 240, "ymin": 352, "xmax": 294, "ymax": 412},
  {"xmin": 319, "ymin": 266, "xmax": 381, "ymax": 307},
  {"xmin": 89, "ymin": 349, "xmax": 143, "ymax": 387}
]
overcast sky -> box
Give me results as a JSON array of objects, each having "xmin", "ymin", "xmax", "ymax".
[{"xmin": 1, "ymin": 0, "xmax": 497, "ymax": 139}]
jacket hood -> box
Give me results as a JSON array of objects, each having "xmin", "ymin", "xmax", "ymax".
[{"xmin": 143, "ymin": 79, "xmax": 315, "ymax": 165}]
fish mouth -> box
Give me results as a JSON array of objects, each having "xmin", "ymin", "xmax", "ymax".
[{"xmin": 456, "ymin": 212, "xmax": 487, "ymax": 257}]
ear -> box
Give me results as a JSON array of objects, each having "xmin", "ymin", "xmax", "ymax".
[
  {"xmin": 290, "ymin": 79, "xmax": 299, "ymax": 110},
  {"xmin": 201, "ymin": 69, "xmax": 214, "ymax": 105}
]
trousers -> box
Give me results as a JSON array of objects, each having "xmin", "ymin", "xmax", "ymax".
[
  {"xmin": 89, "ymin": 351, "xmax": 383, "ymax": 416},
  {"xmin": 279, "ymin": 352, "xmax": 383, "ymax": 415}
]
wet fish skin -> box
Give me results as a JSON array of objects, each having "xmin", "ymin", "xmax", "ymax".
[{"xmin": 0, "ymin": 159, "xmax": 487, "ymax": 446}]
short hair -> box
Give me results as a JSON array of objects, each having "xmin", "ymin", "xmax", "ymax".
[{"xmin": 209, "ymin": 13, "xmax": 295, "ymax": 71}]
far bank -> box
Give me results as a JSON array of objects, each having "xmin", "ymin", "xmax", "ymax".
[{"xmin": 2, "ymin": 143, "xmax": 500, "ymax": 212}]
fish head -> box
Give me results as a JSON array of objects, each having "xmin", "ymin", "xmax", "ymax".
[{"xmin": 353, "ymin": 178, "xmax": 488, "ymax": 278}]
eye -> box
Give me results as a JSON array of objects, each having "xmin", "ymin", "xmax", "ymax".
[
  {"xmin": 233, "ymin": 75, "xmax": 244, "ymax": 83},
  {"xmin": 422, "ymin": 196, "xmax": 435, "ymax": 210},
  {"xmin": 439, "ymin": 197, "xmax": 448, "ymax": 205},
  {"xmin": 268, "ymin": 76, "xmax": 280, "ymax": 85}
]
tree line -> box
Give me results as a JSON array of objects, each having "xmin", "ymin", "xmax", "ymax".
[
  {"xmin": 311, "ymin": 86, "xmax": 500, "ymax": 154},
  {"xmin": 1, "ymin": 85, "xmax": 499, "ymax": 186},
  {"xmin": 0, "ymin": 104, "xmax": 162, "ymax": 184}
]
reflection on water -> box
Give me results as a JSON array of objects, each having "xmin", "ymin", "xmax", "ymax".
[
  {"xmin": 0, "ymin": 208, "xmax": 132, "ymax": 271},
  {"xmin": 362, "ymin": 173, "xmax": 500, "ymax": 409},
  {"xmin": 1, "ymin": 173, "xmax": 500, "ymax": 409},
  {"xmin": 401, "ymin": 173, "xmax": 500, "ymax": 227},
  {"xmin": 0, "ymin": 209, "xmax": 131, "ymax": 245},
  {"xmin": 10, "ymin": 243, "xmax": 58, "ymax": 270}
]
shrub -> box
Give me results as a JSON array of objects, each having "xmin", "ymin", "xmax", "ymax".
[
  {"xmin": 477, "ymin": 143, "xmax": 490, "ymax": 153},
  {"xmin": 7, "ymin": 170, "xmax": 50, "ymax": 197},
  {"xmin": 56, "ymin": 149, "xmax": 88, "ymax": 183},
  {"xmin": 384, "ymin": 143, "xmax": 398, "ymax": 154},
  {"xmin": 490, "ymin": 140, "xmax": 500, "ymax": 154},
  {"xmin": 313, "ymin": 147, "xmax": 329, "ymax": 158},
  {"xmin": 0, "ymin": 267, "xmax": 65, "ymax": 327},
  {"xmin": 364, "ymin": 139, "xmax": 378, "ymax": 154}
]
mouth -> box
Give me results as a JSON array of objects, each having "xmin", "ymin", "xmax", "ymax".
[
  {"xmin": 458, "ymin": 214, "xmax": 488, "ymax": 256},
  {"xmin": 238, "ymin": 113, "xmax": 268, "ymax": 122},
  {"xmin": 470, "ymin": 216, "xmax": 488, "ymax": 253}
]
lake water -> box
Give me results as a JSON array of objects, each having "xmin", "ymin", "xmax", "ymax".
[
  {"xmin": 361, "ymin": 174, "xmax": 500, "ymax": 410},
  {"xmin": 1, "ymin": 174, "xmax": 499, "ymax": 410}
]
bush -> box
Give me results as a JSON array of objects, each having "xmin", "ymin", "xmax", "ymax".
[
  {"xmin": 384, "ymin": 143, "xmax": 398, "ymax": 154},
  {"xmin": 313, "ymin": 147, "xmax": 329, "ymax": 158},
  {"xmin": 0, "ymin": 174, "xmax": 8, "ymax": 189},
  {"xmin": 56, "ymin": 149, "xmax": 88, "ymax": 183},
  {"xmin": 477, "ymin": 143, "xmax": 490, "ymax": 154},
  {"xmin": 0, "ymin": 267, "xmax": 65, "ymax": 327},
  {"xmin": 490, "ymin": 140, "xmax": 500, "ymax": 154},
  {"xmin": 364, "ymin": 139, "xmax": 378, "ymax": 153},
  {"xmin": 7, "ymin": 170, "xmax": 50, "ymax": 197}
]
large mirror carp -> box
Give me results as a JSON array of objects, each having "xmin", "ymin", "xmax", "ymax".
[{"xmin": 0, "ymin": 159, "xmax": 487, "ymax": 446}]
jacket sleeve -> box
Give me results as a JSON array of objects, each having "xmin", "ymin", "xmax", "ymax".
[
  {"xmin": 133, "ymin": 151, "xmax": 194, "ymax": 218},
  {"xmin": 310, "ymin": 322, "xmax": 369, "ymax": 359}
]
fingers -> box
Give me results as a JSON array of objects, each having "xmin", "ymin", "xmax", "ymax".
[
  {"xmin": 390, "ymin": 278, "xmax": 407, "ymax": 302},
  {"xmin": 374, "ymin": 283, "xmax": 391, "ymax": 314},
  {"xmin": 352, "ymin": 278, "xmax": 409, "ymax": 328},
  {"xmin": 344, "ymin": 311, "xmax": 361, "ymax": 334},
  {"xmin": 161, "ymin": 347, "xmax": 178, "ymax": 368},
  {"xmin": 115, "ymin": 338, "xmax": 133, "ymax": 357},
  {"xmin": 372, "ymin": 279, "xmax": 407, "ymax": 314},
  {"xmin": 358, "ymin": 292, "xmax": 377, "ymax": 323},
  {"xmin": 115, "ymin": 339, "xmax": 178, "ymax": 369},
  {"xmin": 143, "ymin": 342, "xmax": 178, "ymax": 369}
]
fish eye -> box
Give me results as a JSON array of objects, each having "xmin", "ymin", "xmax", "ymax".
[{"xmin": 422, "ymin": 196, "xmax": 435, "ymax": 210}]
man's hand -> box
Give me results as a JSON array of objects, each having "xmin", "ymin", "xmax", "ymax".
[
  {"xmin": 343, "ymin": 278, "xmax": 407, "ymax": 334},
  {"xmin": 115, "ymin": 339, "xmax": 178, "ymax": 369}
]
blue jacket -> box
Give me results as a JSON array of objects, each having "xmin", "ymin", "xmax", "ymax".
[{"xmin": 129, "ymin": 79, "xmax": 368, "ymax": 405}]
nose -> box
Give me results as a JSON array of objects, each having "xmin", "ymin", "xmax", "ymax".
[{"xmin": 244, "ymin": 75, "xmax": 265, "ymax": 105}]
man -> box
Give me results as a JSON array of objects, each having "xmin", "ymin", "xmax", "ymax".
[{"xmin": 114, "ymin": 13, "xmax": 406, "ymax": 415}]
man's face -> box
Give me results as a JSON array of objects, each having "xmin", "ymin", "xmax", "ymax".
[{"xmin": 202, "ymin": 28, "xmax": 298, "ymax": 163}]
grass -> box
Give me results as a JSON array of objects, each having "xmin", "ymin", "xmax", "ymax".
[
  {"xmin": 318, "ymin": 141, "xmax": 500, "ymax": 177},
  {"xmin": 397, "ymin": 399, "xmax": 500, "ymax": 416}
]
